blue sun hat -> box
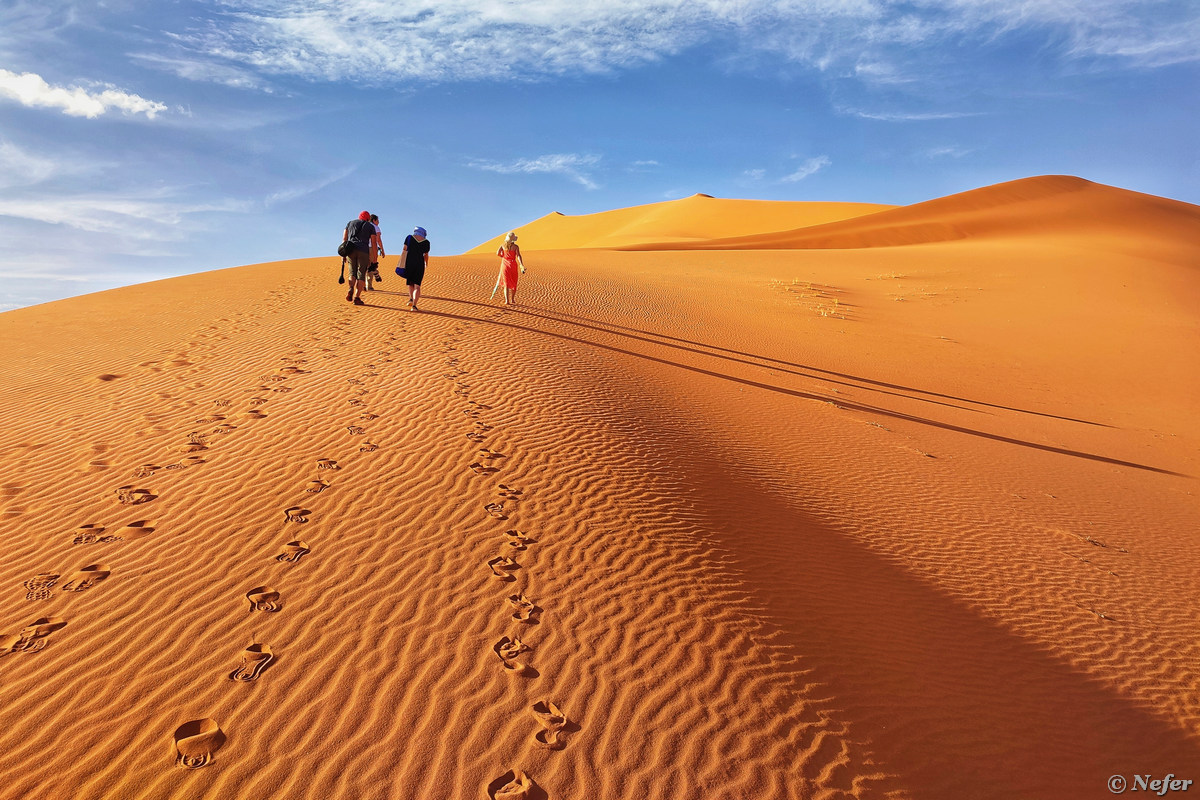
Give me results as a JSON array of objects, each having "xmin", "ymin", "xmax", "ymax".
[{"xmin": 413, "ymin": 226, "xmax": 427, "ymax": 237}]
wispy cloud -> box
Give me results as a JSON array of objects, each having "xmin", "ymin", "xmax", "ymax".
[
  {"xmin": 841, "ymin": 107, "xmax": 983, "ymax": 122},
  {"xmin": 923, "ymin": 145, "xmax": 973, "ymax": 159},
  {"xmin": 161, "ymin": 1, "xmax": 1200, "ymax": 89},
  {"xmin": 126, "ymin": 52, "xmax": 271, "ymax": 92},
  {"xmin": 0, "ymin": 69, "xmax": 167, "ymax": 118},
  {"xmin": 781, "ymin": 156, "xmax": 831, "ymax": 183},
  {"xmin": 468, "ymin": 153, "xmax": 601, "ymax": 189}
]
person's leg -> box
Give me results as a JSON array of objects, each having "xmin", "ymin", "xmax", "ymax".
[{"xmin": 412, "ymin": 283, "xmax": 422, "ymax": 310}]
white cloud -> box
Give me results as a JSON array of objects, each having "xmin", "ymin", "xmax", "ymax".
[
  {"xmin": 781, "ymin": 156, "xmax": 831, "ymax": 183},
  {"xmin": 0, "ymin": 69, "xmax": 167, "ymax": 119},
  {"xmin": 923, "ymin": 145, "xmax": 973, "ymax": 159},
  {"xmin": 469, "ymin": 153, "xmax": 601, "ymax": 189},
  {"xmin": 743, "ymin": 168, "xmax": 766, "ymax": 180},
  {"xmin": 842, "ymin": 107, "xmax": 983, "ymax": 122},
  {"xmin": 126, "ymin": 53, "xmax": 270, "ymax": 92},
  {"xmin": 163, "ymin": 0, "xmax": 1200, "ymax": 88}
]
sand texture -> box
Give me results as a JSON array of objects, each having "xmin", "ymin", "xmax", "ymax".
[{"xmin": 0, "ymin": 176, "xmax": 1198, "ymax": 799}]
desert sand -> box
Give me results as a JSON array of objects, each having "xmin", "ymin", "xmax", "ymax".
[{"xmin": 0, "ymin": 176, "xmax": 1197, "ymax": 799}]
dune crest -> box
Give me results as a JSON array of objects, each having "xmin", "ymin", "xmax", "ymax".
[
  {"xmin": 467, "ymin": 193, "xmax": 893, "ymax": 252},
  {"xmin": 472, "ymin": 175, "xmax": 1200, "ymax": 253}
]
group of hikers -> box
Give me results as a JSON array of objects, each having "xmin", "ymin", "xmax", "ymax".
[{"xmin": 341, "ymin": 212, "xmax": 526, "ymax": 311}]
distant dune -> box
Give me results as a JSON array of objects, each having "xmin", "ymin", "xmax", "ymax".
[
  {"xmin": 467, "ymin": 193, "xmax": 893, "ymax": 253},
  {"xmin": 471, "ymin": 175, "xmax": 1200, "ymax": 254},
  {"xmin": 0, "ymin": 176, "xmax": 1197, "ymax": 799}
]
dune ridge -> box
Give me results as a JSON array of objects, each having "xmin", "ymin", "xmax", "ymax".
[
  {"xmin": 467, "ymin": 193, "xmax": 893, "ymax": 253},
  {"xmin": 0, "ymin": 176, "xmax": 1198, "ymax": 799}
]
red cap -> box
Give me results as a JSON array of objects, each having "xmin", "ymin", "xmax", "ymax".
[{"xmin": 359, "ymin": 211, "xmax": 371, "ymax": 221}]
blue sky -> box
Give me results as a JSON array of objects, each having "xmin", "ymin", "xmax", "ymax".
[{"xmin": 1, "ymin": 0, "xmax": 1197, "ymax": 310}]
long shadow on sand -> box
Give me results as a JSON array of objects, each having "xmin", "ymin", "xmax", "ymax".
[
  {"xmin": 425, "ymin": 295, "xmax": 1110, "ymax": 427},
  {"xmin": 414, "ymin": 301, "xmax": 1182, "ymax": 477},
  {"xmin": 680, "ymin": 453, "xmax": 1200, "ymax": 797}
]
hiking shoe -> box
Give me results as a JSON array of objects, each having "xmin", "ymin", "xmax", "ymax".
[
  {"xmin": 346, "ymin": 291, "xmax": 354, "ymax": 302},
  {"xmin": 353, "ymin": 297, "xmax": 365, "ymax": 306}
]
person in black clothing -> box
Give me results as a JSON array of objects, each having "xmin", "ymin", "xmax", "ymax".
[
  {"xmin": 342, "ymin": 211, "xmax": 374, "ymax": 305},
  {"xmin": 401, "ymin": 226, "xmax": 430, "ymax": 312}
]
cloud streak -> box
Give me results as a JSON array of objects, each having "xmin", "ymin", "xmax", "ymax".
[
  {"xmin": 0, "ymin": 69, "xmax": 167, "ymax": 118},
  {"xmin": 468, "ymin": 153, "xmax": 602, "ymax": 189},
  {"xmin": 781, "ymin": 156, "xmax": 831, "ymax": 183},
  {"xmin": 165, "ymin": 0, "xmax": 1200, "ymax": 89}
]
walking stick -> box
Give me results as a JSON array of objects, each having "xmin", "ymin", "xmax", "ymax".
[{"xmin": 338, "ymin": 258, "xmax": 346, "ymax": 284}]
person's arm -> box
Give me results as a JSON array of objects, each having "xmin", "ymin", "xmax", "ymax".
[
  {"xmin": 423, "ymin": 243, "xmax": 430, "ymax": 269},
  {"xmin": 343, "ymin": 224, "xmax": 349, "ymax": 243},
  {"xmin": 515, "ymin": 244, "xmax": 525, "ymax": 272},
  {"xmin": 496, "ymin": 246, "xmax": 504, "ymax": 257}
]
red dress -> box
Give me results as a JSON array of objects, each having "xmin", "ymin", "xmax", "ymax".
[{"xmin": 499, "ymin": 247, "xmax": 520, "ymax": 289}]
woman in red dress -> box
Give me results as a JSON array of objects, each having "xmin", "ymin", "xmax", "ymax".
[{"xmin": 495, "ymin": 232, "xmax": 526, "ymax": 305}]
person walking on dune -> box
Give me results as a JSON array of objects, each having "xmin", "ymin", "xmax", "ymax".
[
  {"xmin": 494, "ymin": 232, "xmax": 526, "ymax": 305},
  {"xmin": 401, "ymin": 227, "xmax": 430, "ymax": 312},
  {"xmin": 342, "ymin": 211, "xmax": 375, "ymax": 305},
  {"xmin": 366, "ymin": 214, "xmax": 385, "ymax": 290}
]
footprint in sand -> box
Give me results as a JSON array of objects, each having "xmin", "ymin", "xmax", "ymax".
[
  {"xmin": 359, "ymin": 441, "xmax": 378, "ymax": 453},
  {"xmin": 178, "ymin": 442, "xmax": 208, "ymax": 454},
  {"xmin": 213, "ymin": 399, "xmax": 231, "ymax": 407},
  {"xmin": 283, "ymin": 507, "xmax": 310, "ymax": 523},
  {"xmin": 272, "ymin": 386, "xmax": 292, "ymax": 393},
  {"xmin": 114, "ymin": 520, "xmax": 156, "ymax": 540},
  {"xmin": 246, "ymin": 586, "xmax": 281, "ymax": 612},
  {"xmin": 133, "ymin": 464, "xmax": 161, "ymax": 479},
  {"xmin": 477, "ymin": 446, "xmax": 502, "ymax": 458},
  {"xmin": 487, "ymin": 556, "xmax": 519, "ymax": 581},
  {"xmin": 346, "ymin": 425, "xmax": 366, "ymax": 435},
  {"xmin": 248, "ymin": 397, "xmax": 268, "ymax": 407},
  {"xmin": 115, "ymin": 486, "xmax": 155, "ymax": 505},
  {"xmin": 530, "ymin": 701, "xmax": 571, "ymax": 749},
  {"xmin": 348, "ymin": 398, "xmax": 366, "ymax": 407},
  {"xmin": 23, "ymin": 573, "xmax": 59, "ymax": 601},
  {"xmin": 469, "ymin": 462, "xmax": 500, "ymax": 475},
  {"xmin": 346, "ymin": 378, "xmax": 362, "ymax": 385},
  {"xmin": 506, "ymin": 530, "xmax": 535, "ymax": 551},
  {"xmin": 72, "ymin": 524, "xmax": 120, "ymax": 546},
  {"xmin": 493, "ymin": 636, "xmax": 532, "ymax": 674},
  {"xmin": 466, "ymin": 432, "xmax": 486, "ymax": 443},
  {"xmin": 454, "ymin": 387, "xmax": 470, "ymax": 397},
  {"xmin": 213, "ymin": 423, "xmax": 237, "ymax": 435},
  {"xmin": 305, "ymin": 478, "xmax": 329, "ymax": 493},
  {"xmin": 462, "ymin": 409, "xmax": 481, "ymax": 418},
  {"xmin": 484, "ymin": 502, "xmax": 508, "ymax": 520},
  {"xmin": 277, "ymin": 540, "xmax": 310, "ymax": 563},
  {"xmin": 498, "ymin": 485, "xmax": 523, "ymax": 501},
  {"xmin": 165, "ymin": 455, "xmax": 206, "ymax": 470},
  {"xmin": 61, "ymin": 564, "xmax": 111, "ymax": 592},
  {"xmin": 229, "ymin": 643, "xmax": 274, "ymax": 682},
  {"xmin": 474, "ymin": 424, "xmax": 496, "ymax": 434},
  {"xmin": 467, "ymin": 400, "xmax": 492, "ymax": 410},
  {"xmin": 508, "ymin": 593, "xmax": 540, "ymax": 624},
  {"xmin": 317, "ymin": 459, "xmax": 340, "ymax": 470},
  {"xmin": 0, "ymin": 617, "xmax": 67, "ymax": 654},
  {"xmin": 173, "ymin": 718, "xmax": 225, "ymax": 769}
]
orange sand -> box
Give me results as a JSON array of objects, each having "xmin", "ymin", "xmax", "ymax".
[{"xmin": 0, "ymin": 176, "xmax": 1197, "ymax": 799}]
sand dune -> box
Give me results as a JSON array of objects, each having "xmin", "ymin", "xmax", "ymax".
[
  {"xmin": 0, "ymin": 177, "xmax": 1197, "ymax": 799},
  {"xmin": 468, "ymin": 193, "xmax": 892, "ymax": 253}
]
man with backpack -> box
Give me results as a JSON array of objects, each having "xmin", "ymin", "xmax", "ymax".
[{"xmin": 342, "ymin": 211, "xmax": 375, "ymax": 305}]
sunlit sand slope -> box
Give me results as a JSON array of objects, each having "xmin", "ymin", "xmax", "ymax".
[
  {"xmin": 622, "ymin": 175, "xmax": 1200, "ymax": 250},
  {"xmin": 0, "ymin": 179, "xmax": 1197, "ymax": 799},
  {"xmin": 468, "ymin": 193, "xmax": 893, "ymax": 252}
]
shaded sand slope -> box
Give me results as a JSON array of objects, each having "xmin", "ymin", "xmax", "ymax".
[
  {"xmin": 468, "ymin": 194, "xmax": 893, "ymax": 253},
  {"xmin": 0, "ymin": 193, "xmax": 1198, "ymax": 799},
  {"xmin": 621, "ymin": 175, "xmax": 1200, "ymax": 251}
]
